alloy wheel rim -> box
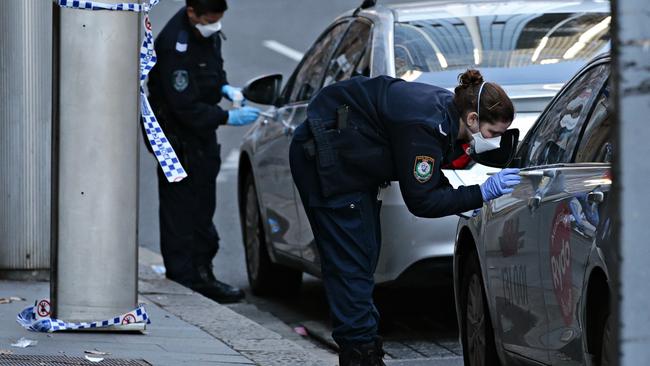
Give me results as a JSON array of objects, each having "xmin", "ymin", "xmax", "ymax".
[
  {"xmin": 466, "ymin": 274, "xmax": 487, "ymax": 366},
  {"xmin": 245, "ymin": 185, "xmax": 261, "ymax": 281}
]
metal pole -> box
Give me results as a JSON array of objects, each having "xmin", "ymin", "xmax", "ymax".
[
  {"xmin": 0, "ymin": 0, "xmax": 53, "ymax": 280},
  {"xmin": 612, "ymin": 0, "xmax": 650, "ymax": 363},
  {"xmin": 53, "ymin": 0, "xmax": 141, "ymax": 322}
]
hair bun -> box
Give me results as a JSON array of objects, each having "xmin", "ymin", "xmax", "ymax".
[{"xmin": 457, "ymin": 69, "xmax": 484, "ymax": 88}]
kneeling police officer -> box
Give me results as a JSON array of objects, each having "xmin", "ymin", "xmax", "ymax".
[{"xmin": 289, "ymin": 69, "xmax": 521, "ymax": 365}]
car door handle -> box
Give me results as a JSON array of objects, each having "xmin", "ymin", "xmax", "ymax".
[
  {"xmin": 587, "ymin": 191, "xmax": 604, "ymax": 203},
  {"xmin": 528, "ymin": 195, "xmax": 541, "ymax": 210}
]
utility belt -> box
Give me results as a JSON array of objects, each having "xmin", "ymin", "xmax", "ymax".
[{"xmin": 303, "ymin": 105, "xmax": 393, "ymax": 197}]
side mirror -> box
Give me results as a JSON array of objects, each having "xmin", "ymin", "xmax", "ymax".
[
  {"xmin": 242, "ymin": 74, "xmax": 283, "ymax": 106},
  {"xmin": 471, "ymin": 129, "xmax": 519, "ymax": 168}
]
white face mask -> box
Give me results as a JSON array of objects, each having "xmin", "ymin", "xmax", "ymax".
[
  {"xmin": 195, "ymin": 20, "xmax": 222, "ymax": 38},
  {"xmin": 471, "ymin": 131, "xmax": 502, "ymax": 154},
  {"xmin": 470, "ymin": 82, "xmax": 503, "ymax": 154}
]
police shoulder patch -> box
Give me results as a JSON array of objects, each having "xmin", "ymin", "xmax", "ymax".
[
  {"xmin": 172, "ymin": 70, "xmax": 189, "ymax": 92},
  {"xmin": 413, "ymin": 155, "xmax": 435, "ymax": 183}
]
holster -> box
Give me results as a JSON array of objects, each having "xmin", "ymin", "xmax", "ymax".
[{"xmin": 303, "ymin": 110, "xmax": 393, "ymax": 197}]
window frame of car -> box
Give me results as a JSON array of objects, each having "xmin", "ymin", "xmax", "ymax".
[
  {"xmin": 278, "ymin": 16, "xmax": 376, "ymax": 107},
  {"xmin": 321, "ymin": 17, "xmax": 374, "ymax": 88},
  {"xmin": 573, "ymin": 79, "xmax": 612, "ymax": 164},
  {"xmin": 513, "ymin": 56, "xmax": 611, "ymax": 169},
  {"xmin": 278, "ymin": 19, "xmax": 352, "ymax": 106}
]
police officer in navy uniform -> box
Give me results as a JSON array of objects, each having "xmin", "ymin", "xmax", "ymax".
[
  {"xmin": 147, "ymin": 0, "xmax": 259, "ymax": 303},
  {"xmin": 289, "ymin": 69, "xmax": 521, "ymax": 365}
]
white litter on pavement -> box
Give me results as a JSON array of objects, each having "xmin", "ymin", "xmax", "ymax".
[
  {"xmin": 11, "ymin": 337, "xmax": 38, "ymax": 348},
  {"xmin": 85, "ymin": 355, "xmax": 104, "ymax": 363},
  {"xmin": 85, "ymin": 349, "xmax": 111, "ymax": 356},
  {"xmin": 151, "ymin": 264, "xmax": 166, "ymax": 275},
  {"xmin": 0, "ymin": 297, "xmax": 25, "ymax": 305}
]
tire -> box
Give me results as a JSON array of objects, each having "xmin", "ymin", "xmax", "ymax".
[
  {"xmin": 460, "ymin": 250, "xmax": 500, "ymax": 366},
  {"xmin": 599, "ymin": 314, "xmax": 613, "ymax": 366},
  {"xmin": 242, "ymin": 173, "xmax": 302, "ymax": 296}
]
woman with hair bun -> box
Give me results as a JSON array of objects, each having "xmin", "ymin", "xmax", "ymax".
[{"xmin": 289, "ymin": 70, "xmax": 520, "ymax": 366}]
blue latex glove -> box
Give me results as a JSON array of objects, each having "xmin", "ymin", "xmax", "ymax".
[
  {"xmin": 221, "ymin": 84, "xmax": 244, "ymax": 103},
  {"xmin": 227, "ymin": 106, "xmax": 260, "ymax": 126},
  {"xmin": 480, "ymin": 168, "xmax": 521, "ymax": 202}
]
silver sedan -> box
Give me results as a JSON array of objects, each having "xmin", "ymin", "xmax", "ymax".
[{"xmin": 237, "ymin": 0, "xmax": 610, "ymax": 296}]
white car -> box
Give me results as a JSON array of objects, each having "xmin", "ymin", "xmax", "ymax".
[{"xmin": 237, "ymin": 0, "xmax": 610, "ymax": 295}]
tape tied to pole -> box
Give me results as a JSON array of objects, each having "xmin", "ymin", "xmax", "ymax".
[
  {"xmin": 57, "ymin": 0, "xmax": 188, "ymax": 182},
  {"xmin": 17, "ymin": 299, "xmax": 150, "ymax": 332}
]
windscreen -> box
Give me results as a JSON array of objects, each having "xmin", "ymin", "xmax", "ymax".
[{"xmin": 394, "ymin": 10, "xmax": 610, "ymax": 87}]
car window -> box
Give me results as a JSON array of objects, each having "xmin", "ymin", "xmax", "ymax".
[
  {"xmin": 520, "ymin": 64, "xmax": 608, "ymax": 167},
  {"xmin": 393, "ymin": 12, "xmax": 610, "ymax": 86},
  {"xmin": 286, "ymin": 22, "xmax": 349, "ymax": 103},
  {"xmin": 575, "ymin": 82, "xmax": 612, "ymax": 163},
  {"xmin": 322, "ymin": 20, "xmax": 372, "ymax": 87}
]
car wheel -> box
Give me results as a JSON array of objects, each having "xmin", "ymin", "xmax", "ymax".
[
  {"xmin": 243, "ymin": 174, "xmax": 302, "ymax": 296},
  {"xmin": 461, "ymin": 250, "xmax": 500, "ymax": 366}
]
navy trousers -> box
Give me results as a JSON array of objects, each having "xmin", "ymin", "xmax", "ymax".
[
  {"xmin": 290, "ymin": 123, "xmax": 382, "ymax": 348},
  {"xmin": 157, "ymin": 152, "xmax": 221, "ymax": 285}
]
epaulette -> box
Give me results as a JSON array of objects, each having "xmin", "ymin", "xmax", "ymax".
[{"xmin": 175, "ymin": 30, "xmax": 189, "ymax": 53}]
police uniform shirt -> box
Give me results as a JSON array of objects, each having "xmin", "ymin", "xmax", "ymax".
[
  {"xmin": 306, "ymin": 76, "xmax": 484, "ymax": 219},
  {"xmin": 148, "ymin": 7, "xmax": 229, "ymax": 141}
]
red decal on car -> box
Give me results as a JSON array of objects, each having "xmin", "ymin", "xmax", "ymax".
[{"xmin": 550, "ymin": 203, "xmax": 573, "ymax": 326}]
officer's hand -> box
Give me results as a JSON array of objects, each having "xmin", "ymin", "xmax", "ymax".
[
  {"xmin": 227, "ymin": 106, "xmax": 260, "ymax": 126},
  {"xmin": 222, "ymin": 84, "xmax": 245, "ymax": 105},
  {"xmin": 480, "ymin": 168, "xmax": 521, "ymax": 202}
]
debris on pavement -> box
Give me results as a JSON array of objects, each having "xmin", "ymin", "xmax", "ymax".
[
  {"xmin": 85, "ymin": 349, "xmax": 111, "ymax": 356},
  {"xmin": 84, "ymin": 355, "xmax": 104, "ymax": 363},
  {"xmin": 10, "ymin": 337, "xmax": 38, "ymax": 348},
  {"xmin": 0, "ymin": 349, "xmax": 14, "ymax": 355},
  {"xmin": 293, "ymin": 326, "xmax": 308, "ymax": 336},
  {"xmin": 150, "ymin": 264, "xmax": 166, "ymax": 275},
  {"xmin": 0, "ymin": 297, "xmax": 25, "ymax": 305}
]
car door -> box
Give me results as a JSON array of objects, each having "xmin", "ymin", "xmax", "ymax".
[
  {"xmin": 479, "ymin": 60, "xmax": 605, "ymax": 364},
  {"xmin": 533, "ymin": 66, "xmax": 611, "ymax": 364},
  {"xmin": 253, "ymin": 20, "xmax": 350, "ymax": 258},
  {"xmin": 481, "ymin": 164, "xmax": 549, "ymax": 363},
  {"xmin": 293, "ymin": 18, "xmax": 373, "ymax": 266}
]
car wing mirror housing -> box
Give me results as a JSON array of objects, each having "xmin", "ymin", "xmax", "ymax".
[
  {"xmin": 470, "ymin": 129, "xmax": 519, "ymax": 168},
  {"xmin": 242, "ymin": 74, "xmax": 283, "ymax": 106}
]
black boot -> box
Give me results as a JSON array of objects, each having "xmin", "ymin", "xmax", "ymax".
[
  {"xmin": 339, "ymin": 339, "xmax": 386, "ymax": 366},
  {"xmin": 189, "ymin": 264, "xmax": 245, "ymax": 303}
]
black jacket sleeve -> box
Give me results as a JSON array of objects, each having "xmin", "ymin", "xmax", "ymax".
[
  {"xmin": 156, "ymin": 49, "xmax": 229, "ymax": 133},
  {"xmin": 391, "ymin": 124, "xmax": 483, "ymax": 218}
]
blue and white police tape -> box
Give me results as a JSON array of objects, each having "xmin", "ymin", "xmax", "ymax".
[
  {"xmin": 57, "ymin": 0, "xmax": 187, "ymax": 182},
  {"xmin": 17, "ymin": 299, "xmax": 150, "ymax": 333}
]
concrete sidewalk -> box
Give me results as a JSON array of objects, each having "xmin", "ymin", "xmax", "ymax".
[{"xmin": 0, "ymin": 248, "xmax": 336, "ymax": 366}]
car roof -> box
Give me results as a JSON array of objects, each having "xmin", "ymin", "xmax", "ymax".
[{"xmin": 357, "ymin": 0, "xmax": 609, "ymax": 22}]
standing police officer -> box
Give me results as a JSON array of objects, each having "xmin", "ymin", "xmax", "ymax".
[
  {"xmin": 289, "ymin": 70, "xmax": 521, "ymax": 365},
  {"xmin": 147, "ymin": 0, "xmax": 259, "ymax": 303}
]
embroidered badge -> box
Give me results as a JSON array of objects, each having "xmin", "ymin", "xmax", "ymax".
[
  {"xmin": 413, "ymin": 156, "xmax": 435, "ymax": 183},
  {"xmin": 172, "ymin": 70, "xmax": 189, "ymax": 92}
]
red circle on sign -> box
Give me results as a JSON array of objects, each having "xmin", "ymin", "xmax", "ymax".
[
  {"xmin": 37, "ymin": 299, "xmax": 51, "ymax": 317},
  {"xmin": 145, "ymin": 17, "xmax": 152, "ymax": 31},
  {"xmin": 122, "ymin": 314, "xmax": 137, "ymax": 325}
]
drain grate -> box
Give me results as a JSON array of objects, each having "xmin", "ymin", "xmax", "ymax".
[{"xmin": 0, "ymin": 355, "xmax": 151, "ymax": 366}]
